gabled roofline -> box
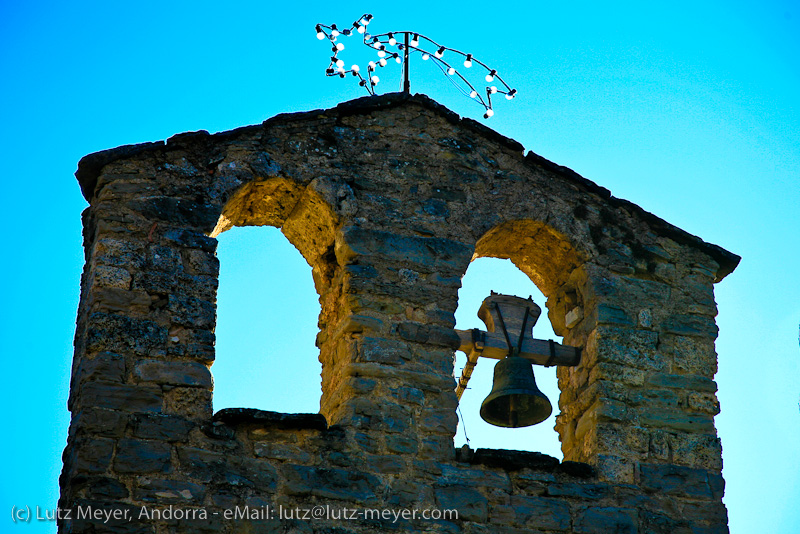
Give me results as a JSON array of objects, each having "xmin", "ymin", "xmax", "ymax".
[{"xmin": 75, "ymin": 92, "xmax": 739, "ymax": 280}]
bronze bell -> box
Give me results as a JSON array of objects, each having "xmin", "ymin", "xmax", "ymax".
[{"xmin": 480, "ymin": 355, "xmax": 552, "ymax": 428}]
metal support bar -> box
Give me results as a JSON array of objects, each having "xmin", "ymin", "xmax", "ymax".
[
  {"xmin": 403, "ymin": 32, "xmax": 410, "ymax": 94},
  {"xmin": 454, "ymin": 328, "xmax": 581, "ymax": 367},
  {"xmin": 455, "ymin": 329, "xmax": 485, "ymax": 400}
]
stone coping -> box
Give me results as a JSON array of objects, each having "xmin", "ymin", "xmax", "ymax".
[
  {"xmin": 73, "ymin": 92, "xmax": 739, "ymax": 279},
  {"xmin": 213, "ymin": 408, "xmax": 328, "ymax": 431},
  {"xmin": 457, "ymin": 446, "xmax": 596, "ymax": 478}
]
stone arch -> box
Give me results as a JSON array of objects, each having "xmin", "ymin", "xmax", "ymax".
[
  {"xmin": 212, "ymin": 225, "xmax": 321, "ymax": 414},
  {"xmin": 453, "ymin": 256, "xmax": 562, "ymax": 457},
  {"xmin": 464, "ymin": 219, "xmax": 592, "ymax": 459},
  {"xmin": 474, "ymin": 219, "xmax": 587, "ymax": 334},
  {"xmin": 209, "ymin": 175, "xmax": 354, "ymax": 422}
]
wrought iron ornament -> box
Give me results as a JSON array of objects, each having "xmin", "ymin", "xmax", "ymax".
[{"xmin": 315, "ymin": 14, "xmax": 516, "ymax": 119}]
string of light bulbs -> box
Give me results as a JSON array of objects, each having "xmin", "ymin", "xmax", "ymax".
[{"xmin": 315, "ymin": 14, "xmax": 516, "ymax": 119}]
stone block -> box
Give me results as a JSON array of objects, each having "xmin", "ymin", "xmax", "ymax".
[
  {"xmin": 78, "ymin": 383, "xmax": 162, "ymax": 413},
  {"xmin": 281, "ymin": 465, "xmax": 379, "ymax": 503},
  {"xmin": 131, "ymin": 413, "xmax": 195, "ymax": 441},
  {"xmin": 357, "ymin": 336, "xmax": 408, "ymax": 365},
  {"xmin": 162, "ymin": 228, "xmax": 217, "ymax": 252},
  {"xmin": 74, "ymin": 407, "xmax": 128, "ymax": 438},
  {"xmin": 639, "ymin": 407, "xmax": 715, "ymax": 434},
  {"xmin": 131, "ymin": 196, "xmax": 220, "ymax": 231},
  {"xmin": 418, "ymin": 409, "xmax": 459, "ymax": 434},
  {"xmin": 386, "ymin": 434, "xmax": 419, "ymax": 454},
  {"xmin": 167, "ymin": 294, "xmax": 215, "ymax": 328},
  {"xmin": 668, "ymin": 334, "xmax": 719, "ymax": 375},
  {"xmin": 511, "ymin": 495, "xmax": 571, "ymax": 531},
  {"xmin": 76, "ymin": 352, "xmax": 126, "ymax": 384},
  {"xmin": 92, "ymin": 265, "xmax": 132, "ymax": 289},
  {"xmin": 134, "ymin": 359, "xmax": 212, "ymax": 388},
  {"xmin": 85, "ymin": 312, "xmax": 167, "ymax": 356},
  {"xmin": 595, "ymin": 304, "xmax": 633, "ymax": 326},
  {"xmin": 546, "ymin": 482, "xmax": 609, "ymax": 499},
  {"xmin": 68, "ymin": 500, "xmax": 147, "ymax": 534},
  {"xmin": 184, "ymin": 248, "xmax": 220, "ymax": 276},
  {"xmin": 254, "ymin": 442, "xmax": 313, "ymax": 463},
  {"xmin": 662, "ymin": 314, "xmax": 718, "ymax": 338},
  {"xmin": 134, "ymin": 478, "xmax": 206, "ymax": 503},
  {"xmin": 74, "ymin": 438, "xmax": 115, "ymax": 473},
  {"xmin": 132, "ymin": 271, "xmax": 176, "ymax": 294},
  {"xmin": 93, "ymin": 237, "xmax": 146, "ymax": 269},
  {"xmin": 638, "ymin": 463, "xmax": 715, "ymax": 499},
  {"xmin": 589, "ymin": 326, "xmax": 662, "ymax": 370},
  {"xmin": 76, "ymin": 476, "xmax": 129, "ymax": 500},
  {"xmin": 114, "ymin": 439, "xmax": 171, "ymax": 474},
  {"xmin": 364, "ymin": 453, "xmax": 406, "ymax": 474},
  {"xmin": 687, "ymin": 392, "xmax": 721, "ymax": 415},
  {"xmin": 148, "ymin": 244, "xmax": 184, "ymax": 272},
  {"xmin": 646, "ymin": 373, "xmax": 717, "ymax": 392},
  {"xmin": 574, "ymin": 507, "xmax": 638, "ymax": 534},
  {"xmin": 91, "ymin": 288, "xmax": 151, "ymax": 313},
  {"xmin": 337, "ymin": 226, "xmax": 472, "ymax": 275},
  {"xmin": 397, "ymin": 321, "xmax": 461, "ymax": 349},
  {"xmin": 435, "ymin": 486, "xmax": 488, "ymax": 523},
  {"xmin": 439, "ymin": 464, "xmax": 511, "ymax": 491},
  {"xmin": 177, "ymin": 447, "xmax": 227, "ymax": 483}
]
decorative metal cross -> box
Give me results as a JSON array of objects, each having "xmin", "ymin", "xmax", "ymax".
[
  {"xmin": 454, "ymin": 293, "xmax": 581, "ymax": 400},
  {"xmin": 315, "ymin": 14, "xmax": 516, "ymax": 119}
]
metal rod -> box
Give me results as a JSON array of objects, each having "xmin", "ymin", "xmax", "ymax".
[
  {"xmin": 494, "ymin": 302, "xmax": 514, "ymax": 356},
  {"xmin": 516, "ymin": 306, "xmax": 530, "ymax": 356},
  {"xmin": 403, "ymin": 32, "xmax": 410, "ymax": 93},
  {"xmin": 455, "ymin": 329, "xmax": 485, "ymax": 400}
]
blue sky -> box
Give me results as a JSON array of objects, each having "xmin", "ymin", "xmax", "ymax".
[{"xmin": 1, "ymin": 1, "xmax": 798, "ymax": 532}]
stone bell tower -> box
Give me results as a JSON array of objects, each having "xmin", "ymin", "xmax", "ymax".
[{"xmin": 62, "ymin": 93, "xmax": 738, "ymax": 533}]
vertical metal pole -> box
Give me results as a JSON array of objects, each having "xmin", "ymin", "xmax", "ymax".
[{"xmin": 403, "ymin": 32, "xmax": 410, "ymax": 94}]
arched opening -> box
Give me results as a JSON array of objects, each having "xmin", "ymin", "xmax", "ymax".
[
  {"xmin": 454, "ymin": 257, "xmax": 562, "ymax": 459},
  {"xmin": 455, "ymin": 219, "xmax": 588, "ymax": 459},
  {"xmin": 212, "ymin": 225, "xmax": 322, "ymax": 414}
]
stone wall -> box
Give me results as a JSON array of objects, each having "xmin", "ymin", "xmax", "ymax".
[{"xmin": 62, "ymin": 93, "xmax": 739, "ymax": 533}]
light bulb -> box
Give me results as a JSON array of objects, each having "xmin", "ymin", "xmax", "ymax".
[
  {"xmin": 331, "ymin": 30, "xmax": 339, "ymax": 37},
  {"xmin": 485, "ymin": 109, "xmax": 495, "ymax": 118},
  {"xmin": 395, "ymin": 55, "xmax": 402, "ymax": 64},
  {"xmin": 490, "ymin": 86, "xmax": 497, "ymax": 93},
  {"xmin": 336, "ymin": 42, "xmax": 345, "ymax": 51},
  {"xmin": 379, "ymin": 58, "xmax": 387, "ymax": 67},
  {"xmin": 351, "ymin": 64, "xmax": 360, "ymax": 73},
  {"xmin": 485, "ymin": 69, "xmax": 496, "ymax": 83},
  {"xmin": 357, "ymin": 25, "xmax": 366, "ymax": 34},
  {"xmin": 368, "ymin": 61, "xmax": 376, "ymax": 69},
  {"xmin": 378, "ymin": 50, "xmax": 386, "ymax": 58},
  {"xmin": 364, "ymin": 33, "xmax": 371, "ymax": 40},
  {"xmin": 447, "ymin": 67, "xmax": 455, "ymax": 75},
  {"xmin": 388, "ymin": 33, "xmax": 396, "ymax": 46},
  {"xmin": 337, "ymin": 66, "xmax": 345, "ymax": 74},
  {"xmin": 336, "ymin": 59, "xmax": 344, "ymax": 68},
  {"xmin": 469, "ymin": 90, "xmax": 478, "ymax": 98},
  {"xmin": 506, "ymin": 93, "xmax": 514, "ymax": 100},
  {"xmin": 422, "ymin": 53, "xmax": 430, "ymax": 60},
  {"xmin": 410, "ymin": 34, "xmax": 419, "ymax": 47},
  {"xmin": 434, "ymin": 46, "xmax": 445, "ymax": 58},
  {"xmin": 317, "ymin": 31, "xmax": 325, "ymax": 40},
  {"xmin": 371, "ymin": 75, "xmax": 379, "ymax": 84},
  {"xmin": 464, "ymin": 54, "xmax": 472, "ymax": 68}
]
